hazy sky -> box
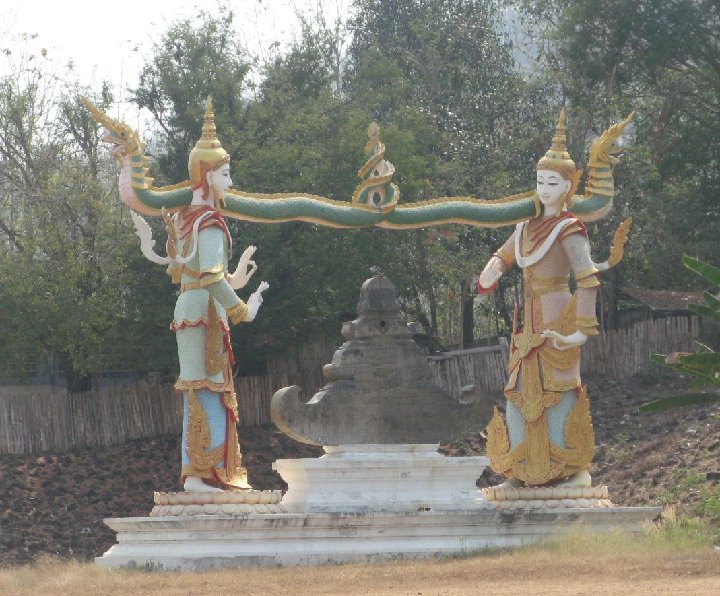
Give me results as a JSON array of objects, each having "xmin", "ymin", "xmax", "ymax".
[{"xmin": 3, "ymin": 0, "xmax": 349, "ymax": 107}]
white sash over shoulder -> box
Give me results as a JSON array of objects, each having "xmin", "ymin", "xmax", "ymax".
[{"xmin": 514, "ymin": 217, "xmax": 577, "ymax": 268}]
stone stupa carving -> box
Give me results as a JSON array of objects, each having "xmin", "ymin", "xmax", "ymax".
[{"xmin": 271, "ymin": 275, "xmax": 493, "ymax": 445}]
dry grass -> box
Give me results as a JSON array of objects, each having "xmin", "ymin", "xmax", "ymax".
[{"xmin": 1, "ymin": 525, "xmax": 718, "ymax": 596}]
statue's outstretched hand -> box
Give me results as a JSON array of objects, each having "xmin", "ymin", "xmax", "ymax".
[
  {"xmin": 588, "ymin": 111, "xmax": 635, "ymax": 167},
  {"xmin": 540, "ymin": 329, "xmax": 588, "ymax": 351},
  {"xmin": 244, "ymin": 281, "xmax": 270, "ymax": 322},
  {"xmin": 229, "ymin": 245, "xmax": 258, "ymax": 290},
  {"xmin": 477, "ymin": 256, "xmax": 504, "ymax": 294}
]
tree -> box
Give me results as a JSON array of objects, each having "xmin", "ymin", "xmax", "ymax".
[
  {"xmin": 132, "ymin": 7, "xmax": 252, "ymax": 183},
  {"xmin": 0, "ymin": 45, "xmax": 176, "ymax": 389},
  {"xmin": 347, "ymin": 0, "xmax": 546, "ymax": 346}
]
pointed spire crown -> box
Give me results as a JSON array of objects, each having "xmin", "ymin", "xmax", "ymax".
[
  {"xmin": 188, "ymin": 96, "xmax": 230, "ymax": 187},
  {"xmin": 536, "ymin": 108, "xmax": 576, "ymax": 176}
]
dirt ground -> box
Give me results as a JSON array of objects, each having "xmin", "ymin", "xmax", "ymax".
[{"xmin": 0, "ymin": 368, "xmax": 718, "ymax": 568}]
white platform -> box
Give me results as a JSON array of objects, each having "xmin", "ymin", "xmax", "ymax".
[
  {"xmin": 273, "ymin": 444, "xmax": 491, "ymax": 513},
  {"xmin": 95, "ymin": 507, "xmax": 661, "ymax": 570},
  {"xmin": 96, "ymin": 445, "xmax": 662, "ymax": 570}
]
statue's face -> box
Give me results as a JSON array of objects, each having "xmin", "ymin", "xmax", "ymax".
[
  {"xmin": 207, "ymin": 163, "xmax": 233, "ymax": 201},
  {"xmin": 536, "ymin": 169, "xmax": 570, "ymax": 214}
]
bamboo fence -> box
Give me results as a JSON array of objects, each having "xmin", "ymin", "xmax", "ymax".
[{"xmin": 0, "ymin": 316, "xmax": 699, "ymax": 454}]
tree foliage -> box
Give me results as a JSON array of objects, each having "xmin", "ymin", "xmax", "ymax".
[
  {"xmin": 0, "ymin": 47, "xmax": 176, "ymax": 388},
  {"xmin": 515, "ymin": 0, "xmax": 720, "ymax": 292},
  {"xmin": 2, "ymin": 0, "xmax": 719, "ymax": 383}
]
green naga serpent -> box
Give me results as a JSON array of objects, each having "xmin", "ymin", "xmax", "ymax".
[{"xmin": 83, "ymin": 98, "xmax": 631, "ymax": 231}]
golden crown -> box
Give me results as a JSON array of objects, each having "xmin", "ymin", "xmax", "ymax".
[
  {"xmin": 536, "ymin": 108, "xmax": 576, "ymax": 174},
  {"xmin": 188, "ymin": 97, "xmax": 230, "ymax": 187}
]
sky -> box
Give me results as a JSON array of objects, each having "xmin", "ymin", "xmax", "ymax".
[{"xmin": 2, "ymin": 0, "xmax": 348, "ymax": 120}]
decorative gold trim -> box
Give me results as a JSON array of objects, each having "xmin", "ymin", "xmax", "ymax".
[
  {"xmin": 175, "ymin": 378, "xmax": 233, "ymax": 393},
  {"xmin": 575, "ymin": 267, "xmax": 600, "ymax": 281},
  {"xmin": 185, "ymin": 388, "xmax": 225, "ymax": 474},
  {"xmin": 576, "ymin": 276, "xmax": 601, "ymax": 289},
  {"xmin": 557, "ymin": 385, "xmax": 596, "ymax": 468},
  {"xmin": 558, "ymin": 221, "xmax": 586, "ymax": 241},
  {"xmin": 205, "ymin": 297, "xmax": 227, "ymax": 376},
  {"xmin": 576, "ymin": 316, "xmax": 600, "ymax": 336},
  {"xmin": 493, "ymin": 245, "xmax": 515, "ymax": 268},
  {"xmin": 486, "ymin": 406, "xmax": 513, "ymax": 475},
  {"xmin": 223, "ymin": 391, "xmax": 239, "ymax": 419},
  {"xmin": 200, "ymin": 263, "xmax": 225, "ymax": 275},
  {"xmin": 163, "ymin": 208, "xmax": 178, "ymax": 260},
  {"xmin": 181, "ymin": 267, "xmax": 204, "ymax": 279},
  {"xmin": 575, "ymin": 316, "xmax": 599, "ymax": 327},
  {"xmin": 171, "ymin": 316, "xmax": 229, "ymax": 332},
  {"xmin": 226, "ymin": 301, "xmax": 249, "ymax": 325},
  {"xmin": 181, "ymin": 271, "xmax": 225, "ymax": 291}
]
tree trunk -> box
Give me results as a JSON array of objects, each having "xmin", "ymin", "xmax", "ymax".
[
  {"xmin": 604, "ymin": 268, "xmax": 620, "ymax": 330},
  {"xmin": 460, "ymin": 280, "xmax": 474, "ymax": 348}
]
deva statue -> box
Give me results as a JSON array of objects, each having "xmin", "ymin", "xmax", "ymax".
[
  {"xmin": 89, "ymin": 98, "xmax": 268, "ymax": 492},
  {"xmin": 477, "ymin": 109, "xmax": 633, "ymax": 488}
]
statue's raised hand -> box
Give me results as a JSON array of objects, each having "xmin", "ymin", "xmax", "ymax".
[
  {"xmin": 588, "ymin": 111, "xmax": 635, "ymax": 167},
  {"xmin": 228, "ymin": 245, "xmax": 258, "ymax": 290},
  {"xmin": 244, "ymin": 281, "xmax": 270, "ymax": 322}
]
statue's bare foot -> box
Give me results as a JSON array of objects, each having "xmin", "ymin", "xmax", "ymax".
[
  {"xmin": 183, "ymin": 476, "xmax": 224, "ymax": 493},
  {"xmin": 557, "ymin": 470, "xmax": 592, "ymax": 488}
]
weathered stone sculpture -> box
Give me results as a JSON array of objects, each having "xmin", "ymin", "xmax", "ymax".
[{"xmin": 271, "ymin": 275, "xmax": 493, "ymax": 445}]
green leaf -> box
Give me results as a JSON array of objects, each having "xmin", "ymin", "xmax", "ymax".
[
  {"xmin": 639, "ymin": 392, "xmax": 720, "ymax": 413},
  {"xmin": 688, "ymin": 303, "xmax": 720, "ymax": 321},
  {"xmin": 675, "ymin": 352, "xmax": 720, "ymax": 368},
  {"xmin": 702, "ymin": 290, "xmax": 720, "ymax": 313},
  {"xmin": 692, "ymin": 341, "xmax": 715, "ymax": 353},
  {"xmin": 683, "ymin": 255, "xmax": 720, "ymax": 286},
  {"xmin": 649, "ymin": 353, "xmax": 667, "ymax": 364}
]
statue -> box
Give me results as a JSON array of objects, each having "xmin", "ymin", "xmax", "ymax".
[
  {"xmin": 92, "ymin": 97, "xmax": 269, "ymax": 492},
  {"xmin": 476, "ymin": 109, "xmax": 633, "ymax": 489}
]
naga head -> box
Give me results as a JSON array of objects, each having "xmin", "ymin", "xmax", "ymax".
[
  {"xmin": 188, "ymin": 97, "xmax": 231, "ymax": 203},
  {"xmin": 536, "ymin": 108, "xmax": 582, "ymax": 213},
  {"xmin": 81, "ymin": 98, "xmax": 145, "ymax": 157}
]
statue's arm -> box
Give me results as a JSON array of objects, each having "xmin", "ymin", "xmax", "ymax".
[
  {"xmin": 477, "ymin": 231, "xmax": 516, "ymax": 293},
  {"xmin": 563, "ymin": 232, "xmax": 600, "ymax": 337},
  {"xmin": 197, "ymin": 227, "xmax": 249, "ymax": 325}
]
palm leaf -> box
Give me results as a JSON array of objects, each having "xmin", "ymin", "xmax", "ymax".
[
  {"xmin": 702, "ymin": 290, "xmax": 720, "ymax": 313},
  {"xmin": 639, "ymin": 392, "xmax": 720, "ymax": 413},
  {"xmin": 675, "ymin": 352, "xmax": 720, "ymax": 368},
  {"xmin": 692, "ymin": 340, "xmax": 714, "ymax": 353},
  {"xmin": 688, "ymin": 303, "xmax": 720, "ymax": 321},
  {"xmin": 683, "ymin": 255, "xmax": 720, "ymax": 286}
]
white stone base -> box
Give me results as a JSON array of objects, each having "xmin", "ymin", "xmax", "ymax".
[
  {"xmin": 483, "ymin": 485, "xmax": 614, "ymax": 509},
  {"xmin": 273, "ymin": 444, "xmax": 491, "ymax": 513},
  {"xmin": 95, "ymin": 507, "xmax": 661, "ymax": 570}
]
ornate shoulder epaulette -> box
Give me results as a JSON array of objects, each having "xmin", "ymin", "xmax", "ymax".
[{"xmin": 558, "ymin": 217, "xmax": 588, "ymax": 241}]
